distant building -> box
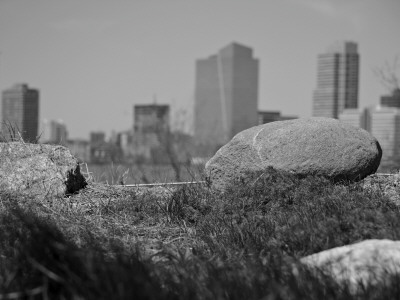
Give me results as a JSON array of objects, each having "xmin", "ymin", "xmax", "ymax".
[
  {"xmin": 338, "ymin": 108, "xmax": 371, "ymax": 132},
  {"xmin": 312, "ymin": 41, "xmax": 359, "ymax": 119},
  {"xmin": 41, "ymin": 119, "xmax": 68, "ymax": 145},
  {"xmin": 1, "ymin": 83, "xmax": 39, "ymax": 142},
  {"xmin": 339, "ymin": 106, "xmax": 400, "ymax": 168},
  {"xmin": 134, "ymin": 104, "xmax": 170, "ymax": 134},
  {"xmin": 116, "ymin": 130, "xmax": 135, "ymax": 159},
  {"xmin": 194, "ymin": 42, "xmax": 259, "ymax": 146},
  {"xmin": 369, "ymin": 106, "xmax": 400, "ymax": 167},
  {"xmin": 380, "ymin": 88, "xmax": 400, "ymax": 108},
  {"xmin": 89, "ymin": 131, "xmax": 119, "ymax": 164},
  {"xmin": 258, "ymin": 111, "xmax": 297, "ymax": 125},
  {"xmin": 66, "ymin": 139, "xmax": 90, "ymax": 163},
  {"xmin": 132, "ymin": 104, "xmax": 170, "ymax": 161},
  {"xmin": 90, "ymin": 131, "xmax": 106, "ymax": 146},
  {"xmin": 258, "ymin": 111, "xmax": 280, "ymax": 124}
]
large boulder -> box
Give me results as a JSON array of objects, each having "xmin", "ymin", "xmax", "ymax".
[
  {"xmin": 300, "ymin": 239, "xmax": 400, "ymax": 292},
  {"xmin": 205, "ymin": 117, "xmax": 382, "ymax": 191},
  {"xmin": 0, "ymin": 142, "xmax": 87, "ymax": 198}
]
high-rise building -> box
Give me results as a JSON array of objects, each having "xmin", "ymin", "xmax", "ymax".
[
  {"xmin": 41, "ymin": 119, "xmax": 68, "ymax": 145},
  {"xmin": 312, "ymin": 41, "xmax": 359, "ymax": 119},
  {"xmin": 380, "ymin": 88, "xmax": 400, "ymax": 108},
  {"xmin": 1, "ymin": 83, "xmax": 39, "ymax": 142},
  {"xmin": 194, "ymin": 42, "xmax": 259, "ymax": 146}
]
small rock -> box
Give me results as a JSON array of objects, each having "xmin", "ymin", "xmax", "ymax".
[
  {"xmin": 0, "ymin": 142, "xmax": 87, "ymax": 198},
  {"xmin": 300, "ymin": 239, "xmax": 400, "ymax": 292},
  {"xmin": 205, "ymin": 117, "xmax": 382, "ymax": 191}
]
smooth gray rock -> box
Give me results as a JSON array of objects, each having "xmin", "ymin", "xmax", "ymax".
[
  {"xmin": 300, "ymin": 239, "xmax": 400, "ymax": 292},
  {"xmin": 205, "ymin": 117, "xmax": 382, "ymax": 191},
  {"xmin": 0, "ymin": 142, "xmax": 87, "ymax": 198}
]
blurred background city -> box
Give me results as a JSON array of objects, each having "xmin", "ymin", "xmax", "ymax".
[{"xmin": 1, "ymin": 0, "xmax": 400, "ymax": 180}]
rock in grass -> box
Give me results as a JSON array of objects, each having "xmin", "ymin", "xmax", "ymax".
[
  {"xmin": 300, "ymin": 239, "xmax": 400, "ymax": 292},
  {"xmin": 205, "ymin": 117, "xmax": 382, "ymax": 191},
  {"xmin": 0, "ymin": 142, "xmax": 87, "ymax": 197}
]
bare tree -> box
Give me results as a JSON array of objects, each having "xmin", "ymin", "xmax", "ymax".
[
  {"xmin": 153, "ymin": 107, "xmax": 194, "ymax": 182},
  {"xmin": 373, "ymin": 55, "xmax": 400, "ymax": 92}
]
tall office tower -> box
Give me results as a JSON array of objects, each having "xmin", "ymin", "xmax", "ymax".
[
  {"xmin": 312, "ymin": 41, "xmax": 359, "ymax": 119},
  {"xmin": 1, "ymin": 83, "xmax": 39, "ymax": 142},
  {"xmin": 194, "ymin": 42, "xmax": 259, "ymax": 146},
  {"xmin": 380, "ymin": 88, "xmax": 400, "ymax": 108}
]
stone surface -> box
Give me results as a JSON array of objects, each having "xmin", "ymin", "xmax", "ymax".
[
  {"xmin": 0, "ymin": 142, "xmax": 87, "ymax": 197},
  {"xmin": 205, "ymin": 117, "xmax": 382, "ymax": 191},
  {"xmin": 300, "ymin": 239, "xmax": 400, "ymax": 291}
]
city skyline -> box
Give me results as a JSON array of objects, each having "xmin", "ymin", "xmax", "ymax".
[{"xmin": 0, "ymin": 0, "xmax": 399, "ymax": 139}]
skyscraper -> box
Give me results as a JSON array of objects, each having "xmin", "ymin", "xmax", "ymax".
[
  {"xmin": 194, "ymin": 42, "xmax": 259, "ymax": 146},
  {"xmin": 312, "ymin": 41, "xmax": 359, "ymax": 119},
  {"xmin": 1, "ymin": 83, "xmax": 39, "ymax": 142}
]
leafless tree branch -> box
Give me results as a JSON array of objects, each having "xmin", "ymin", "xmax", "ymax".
[{"xmin": 373, "ymin": 55, "xmax": 400, "ymax": 92}]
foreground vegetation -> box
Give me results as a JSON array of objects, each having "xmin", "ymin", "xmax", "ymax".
[{"xmin": 1, "ymin": 167, "xmax": 400, "ymax": 299}]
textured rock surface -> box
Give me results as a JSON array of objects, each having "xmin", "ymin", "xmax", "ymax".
[
  {"xmin": 0, "ymin": 142, "xmax": 87, "ymax": 197},
  {"xmin": 301, "ymin": 239, "xmax": 400, "ymax": 291},
  {"xmin": 205, "ymin": 117, "xmax": 382, "ymax": 191}
]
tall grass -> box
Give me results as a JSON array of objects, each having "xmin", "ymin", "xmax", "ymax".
[
  {"xmin": 1, "ymin": 165, "xmax": 400, "ymax": 298},
  {"xmin": 86, "ymin": 162, "xmax": 205, "ymax": 185}
]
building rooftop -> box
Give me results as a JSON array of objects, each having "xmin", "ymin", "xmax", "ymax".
[{"xmin": 326, "ymin": 41, "xmax": 358, "ymax": 54}]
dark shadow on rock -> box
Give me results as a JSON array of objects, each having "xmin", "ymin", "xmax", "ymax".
[{"xmin": 65, "ymin": 164, "xmax": 88, "ymax": 195}]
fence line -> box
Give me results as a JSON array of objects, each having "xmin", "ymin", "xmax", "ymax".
[
  {"xmin": 115, "ymin": 173, "xmax": 397, "ymax": 188},
  {"xmin": 117, "ymin": 181, "xmax": 207, "ymax": 188}
]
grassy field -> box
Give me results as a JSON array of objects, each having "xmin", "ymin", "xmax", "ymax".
[
  {"xmin": 84, "ymin": 162, "xmax": 205, "ymax": 185},
  {"xmin": 2, "ymin": 163, "xmax": 400, "ymax": 298}
]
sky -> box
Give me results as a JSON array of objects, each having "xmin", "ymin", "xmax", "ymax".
[{"xmin": 0, "ymin": 0, "xmax": 399, "ymax": 139}]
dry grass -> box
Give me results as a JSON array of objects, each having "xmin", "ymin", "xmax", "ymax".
[{"xmin": 2, "ymin": 139, "xmax": 400, "ymax": 298}]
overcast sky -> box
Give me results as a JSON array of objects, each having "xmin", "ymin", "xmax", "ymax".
[{"xmin": 1, "ymin": 0, "xmax": 399, "ymax": 139}]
